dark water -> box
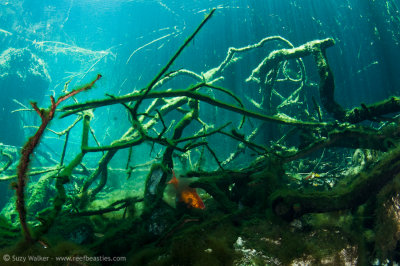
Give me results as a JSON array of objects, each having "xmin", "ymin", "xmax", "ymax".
[{"xmin": 1, "ymin": 0, "xmax": 400, "ymax": 264}]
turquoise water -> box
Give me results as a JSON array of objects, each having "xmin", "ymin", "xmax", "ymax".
[{"xmin": 1, "ymin": 1, "xmax": 400, "ymax": 264}]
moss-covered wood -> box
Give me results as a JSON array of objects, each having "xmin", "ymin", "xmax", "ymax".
[
  {"xmin": 3, "ymin": 10, "xmax": 400, "ymax": 263},
  {"xmin": 270, "ymin": 145, "xmax": 400, "ymax": 220}
]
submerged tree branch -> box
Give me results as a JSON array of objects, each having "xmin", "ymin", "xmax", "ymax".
[
  {"xmin": 270, "ymin": 145, "xmax": 400, "ymax": 220},
  {"xmin": 62, "ymin": 87, "xmax": 329, "ymax": 128}
]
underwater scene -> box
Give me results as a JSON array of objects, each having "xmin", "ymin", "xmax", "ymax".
[{"xmin": 1, "ymin": 0, "xmax": 400, "ymax": 265}]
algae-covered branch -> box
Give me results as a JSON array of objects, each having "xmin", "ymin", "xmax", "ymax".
[{"xmin": 1, "ymin": 8, "xmax": 400, "ymax": 265}]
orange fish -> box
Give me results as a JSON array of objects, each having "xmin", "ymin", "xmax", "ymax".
[{"xmin": 168, "ymin": 169, "xmax": 205, "ymax": 209}]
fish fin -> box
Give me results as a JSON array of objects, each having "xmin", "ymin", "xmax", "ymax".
[
  {"xmin": 171, "ymin": 169, "xmax": 177, "ymax": 178},
  {"xmin": 167, "ymin": 175, "xmax": 178, "ymax": 185}
]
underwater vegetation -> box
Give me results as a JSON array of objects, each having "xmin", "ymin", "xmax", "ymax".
[{"xmin": 2, "ymin": 7, "xmax": 400, "ymax": 265}]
